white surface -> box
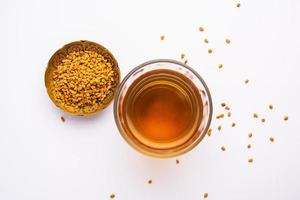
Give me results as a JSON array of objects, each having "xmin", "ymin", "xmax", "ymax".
[{"xmin": 0, "ymin": 0, "xmax": 300, "ymax": 199}]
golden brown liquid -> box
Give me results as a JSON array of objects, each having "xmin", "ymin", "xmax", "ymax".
[{"xmin": 122, "ymin": 69, "xmax": 203, "ymax": 149}]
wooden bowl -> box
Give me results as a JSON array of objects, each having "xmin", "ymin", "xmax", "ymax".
[{"xmin": 45, "ymin": 40, "xmax": 120, "ymax": 116}]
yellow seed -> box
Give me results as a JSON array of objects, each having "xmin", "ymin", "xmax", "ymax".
[
  {"xmin": 247, "ymin": 144, "xmax": 251, "ymax": 149},
  {"xmin": 227, "ymin": 112, "xmax": 231, "ymax": 117},
  {"xmin": 248, "ymin": 158, "xmax": 253, "ymax": 163},
  {"xmin": 180, "ymin": 53, "xmax": 185, "ymax": 59},
  {"xmin": 269, "ymin": 104, "xmax": 273, "ymax": 110},
  {"xmin": 199, "ymin": 27, "xmax": 205, "ymax": 32},
  {"xmin": 270, "ymin": 137, "xmax": 274, "ymax": 142},
  {"xmin": 225, "ymin": 106, "xmax": 230, "ymax": 110},
  {"xmin": 110, "ymin": 194, "xmax": 115, "ymax": 199},
  {"xmin": 248, "ymin": 133, "xmax": 253, "ymax": 138},
  {"xmin": 204, "ymin": 192, "xmax": 208, "ymax": 198},
  {"xmin": 221, "ymin": 102, "xmax": 226, "ymax": 107},
  {"xmin": 283, "ymin": 116, "xmax": 289, "ymax": 121},
  {"xmin": 148, "ymin": 179, "xmax": 152, "ymax": 184},
  {"xmin": 225, "ymin": 39, "xmax": 231, "ymax": 44},
  {"xmin": 253, "ymin": 113, "xmax": 258, "ymax": 118},
  {"xmin": 60, "ymin": 116, "xmax": 65, "ymax": 122},
  {"xmin": 221, "ymin": 146, "xmax": 226, "ymax": 151},
  {"xmin": 231, "ymin": 122, "xmax": 236, "ymax": 127},
  {"xmin": 160, "ymin": 35, "xmax": 165, "ymax": 40},
  {"xmin": 176, "ymin": 159, "xmax": 180, "ymax": 164},
  {"xmin": 236, "ymin": 3, "xmax": 241, "ymax": 8},
  {"xmin": 216, "ymin": 114, "xmax": 225, "ymax": 119},
  {"xmin": 218, "ymin": 64, "xmax": 223, "ymax": 69},
  {"xmin": 208, "ymin": 49, "xmax": 213, "ymax": 54},
  {"xmin": 244, "ymin": 79, "xmax": 249, "ymax": 84},
  {"xmin": 207, "ymin": 128, "xmax": 212, "ymax": 136},
  {"xmin": 184, "ymin": 60, "xmax": 188, "ymax": 64},
  {"xmin": 217, "ymin": 126, "xmax": 222, "ymax": 131},
  {"xmin": 261, "ymin": 118, "xmax": 266, "ymax": 123},
  {"xmin": 204, "ymin": 38, "xmax": 209, "ymax": 43}
]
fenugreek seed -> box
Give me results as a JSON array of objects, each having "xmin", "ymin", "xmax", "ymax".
[
  {"xmin": 269, "ymin": 137, "xmax": 274, "ymax": 142},
  {"xmin": 248, "ymin": 158, "xmax": 253, "ymax": 163},
  {"xmin": 221, "ymin": 103, "xmax": 226, "ymax": 107},
  {"xmin": 244, "ymin": 79, "xmax": 249, "ymax": 84},
  {"xmin": 284, "ymin": 116, "xmax": 289, "ymax": 121},
  {"xmin": 204, "ymin": 192, "xmax": 208, "ymax": 198},
  {"xmin": 261, "ymin": 118, "xmax": 266, "ymax": 123},
  {"xmin": 218, "ymin": 64, "xmax": 223, "ymax": 69},
  {"xmin": 61, "ymin": 116, "xmax": 65, "ymax": 122},
  {"xmin": 253, "ymin": 113, "xmax": 258, "ymax": 118},
  {"xmin": 221, "ymin": 146, "xmax": 226, "ymax": 151},
  {"xmin": 231, "ymin": 122, "xmax": 236, "ymax": 127},
  {"xmin": 269, "ymin": 104, "xmax": 273, "ymax": 110},
  {"xmin": 184, "ymin": 60, "xmax": 188, "ymax": 64},
  {"xmin": 160, "ymin": 35, "xmax": 165, "ymax": 40},
  {"xmin": 225, "ymin": 106, "xmax": 230, "ymax": 110},
  {"xmin": 227, "ymin": 112, "xmax": 231, "ymax": 117},
  {"xmin": 225, "ymin": 39, "xmax": 231, "ymax": 44},
  {"xmin": 207, "ymin": 128, "xmax": 212, "ymax": 136},
  {"xmin": 247, "ymin": 144, "xmax": 251, "ymax": 149},
  {"xmin": 236, "ymin": 3, "xmax": 241, "ymax": 8},
  {"xmin": 110, "ymin": 194, "xmax": 115, "ymax": 199},
  {"xmin": 148, "ymin": 179, "xmax": 152, "ymax": 184},
  {"xmin": 181, "ymin": 54, "xmax": 185, "ymax": 59},
  {"xmin": 204, "ymin": 38, "xmax": 209, "ymax": 43},
  {"xmin": 217, "ymin": 126, "xmax": 222, "ymax": 131},
  {"xmin": 208, "ymin": 49, "xmax": 213, "ymax": 54},
  {"xmin": 248, "ymin": 133, "xmax": 253, "ymax": 138},
  {"xmin": 216, "ymin": 114, "xmax": 225, "ymax": 119},
  {"xmin": 199, "ymin": 27, "xmax": 205, "ymax": 32},
  {"xmin": 176, "ymin": 159, "xmax": 180, "ymax": 164}
]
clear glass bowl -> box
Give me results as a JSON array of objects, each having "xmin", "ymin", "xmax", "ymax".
[{"xmin": 114, "ymin": 59, "xmax": 213, "ymax": 158}]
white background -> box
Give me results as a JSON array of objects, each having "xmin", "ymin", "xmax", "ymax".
[{"xmin": 0, "ymin": 0, "xmax": 300, "ymax": 199}]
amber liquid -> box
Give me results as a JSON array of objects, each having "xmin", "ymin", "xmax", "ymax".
[{"xmin": 122, "ymin": 69, "xmax": 203, "ymax": 149}]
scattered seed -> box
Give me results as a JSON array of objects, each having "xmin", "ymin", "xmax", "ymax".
[
  {"xmin": 248, "ymin": 158, "xmax": 253, "ymax": 163},
  {"xmin": 208, "ymin": 49, "xmax": 213, "ymax": 54},
  {"xmin": 160, "ymin": 35, "xmax": 165, "ymax": 40},
  {"xmin": 204, "ymin": 38, "xmax": 209, "ymax": 43},
  {"xmin": 110, "ymin": 194, "xmax": 115, "ymax": 199},
  {"xmin": 248, "ymin": 132, "xmax": 253, "ymax": 138},
  {"xmin": 225, "ymin": 39, "xmax": 231, "ymax": 44},
  {"xmin": 180, "ymin": 53, "xmax": 185, "ymax": 60},
  {"xmin": 199, "ymin": 27, "xmax": 205, "ymax": 32},
  {"xmin": 244, "ymin": 79, "xmax": 249, "ymax": 84},
  {"xmin": 269, "ymin": 137, "xmax": 274, "ymax": 143},
  {"xmin": 261, "ymin": 118, "xmax": 266, "ymax": 123},
  {"xmin": 184, "ymin": 60, "xmax": 188, "ymax": 64},
  {"xmin": 227, "ymin": 112, "xmax": 231, "ymax": 117},
  {"xmin": 207, "ymin": 128, "xmax": 212, "ymax": 136},
  {"xmin": 253, "ymin": 113, "xmax": 258, "ymax": 118},
  {"xmin": 236, "ymin": 3, "xmax": 241, "ymax": 8},
  {"xmin": 283, "ymin": 116, "xmax": 289, "ymax": 121},
  {"xmin": 148, "ymin": 179, "xmax": 152, "ymax": 184},
  {"xmin": 247, "ymin": 144, "xmax": 251, "ymax": 149},
  {"xmin": 204, "ymin": 192, "xmax": 208, "ymax": 198},
  {"xmin": 221, "ymin": 146, "xmax": 226, "ymax": 151},
  {"xmin": 225, "ymin": 106, "xmax": 230, "ymax": 110},
  {"xmin": 60, "ymin": 116, "xmax": 65, "ymax": 122},
  {"xmin": 217, "ymin": 125, "xmax": 222, "ymax": 131},
  {"xmin": 269, "ymin": 104, "xmax": 273, "ymax": 110},
  {"xmin": 231, "ymin": 122, "xmax": 236, "ymax": 127},
  {"xmin": 221, "ymin": 103, "xmax": 226, "ymax": 107},
  {"xmin": 218, "ymin": 64, "xmax": 223, "ymax": 69},
  {"xmin": 176, "ymin": 159, "xmax": 180, "ymax": 164},
  {"xmin": 216, "ymin": 114, "xmax": 225, "ymax": 119}
]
